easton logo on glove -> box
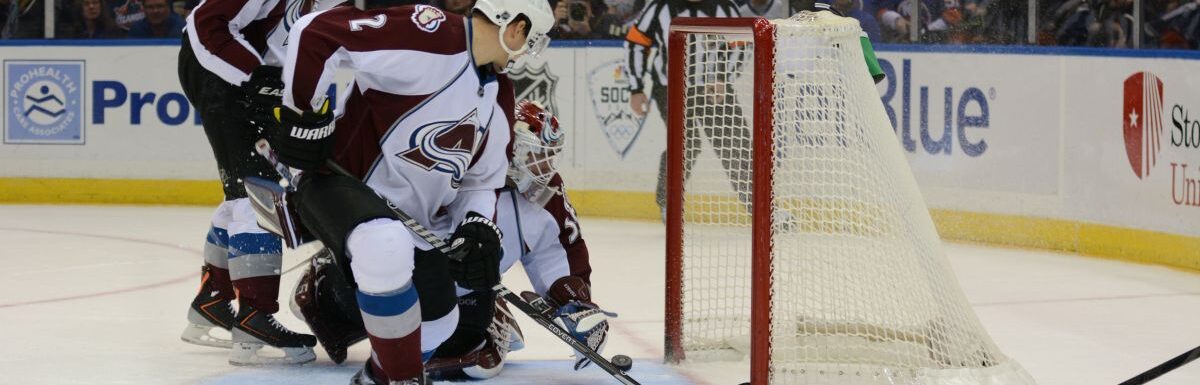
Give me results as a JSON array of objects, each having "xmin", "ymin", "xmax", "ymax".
[{"xmin": 254, "ymin": 86, "xmax": 285, "ymax": 97}]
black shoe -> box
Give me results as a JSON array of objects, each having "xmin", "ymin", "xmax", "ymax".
[
  {"xmin": 230, "ymin": 305, "xmax": 317, "ymax": 365},
  {"xmin": 181, "ymin": 265, "xmax": 235, "ymax": 348}
]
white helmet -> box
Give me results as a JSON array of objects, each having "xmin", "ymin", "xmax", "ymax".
[
  {"xmin": 508, "ymin": 99, "xmax": 565, "ymax": 205},
  {"xmin": 472, "ymin": 0, "xmax": 554, "ymax": 59}
]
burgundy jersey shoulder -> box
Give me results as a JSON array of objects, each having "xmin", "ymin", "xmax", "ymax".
[
  {"xmin": 299, "ymin": 4, "xmax": 467, "ymax": 55},
  {"xmin": 497, "ymin": 73, "xmax": 516, "ymax": 163}
]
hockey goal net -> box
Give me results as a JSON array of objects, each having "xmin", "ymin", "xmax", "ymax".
[{"xmin": 663, "ymin": 14, "xmax": 1036, "ymax": 385}]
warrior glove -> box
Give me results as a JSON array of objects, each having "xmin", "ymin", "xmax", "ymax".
[
  {"xmin": 268, "ymin": 99, "xmax": 335, "ymax": 171},
  {"xmin": 447, "ymin": 212, "xmax": 503, "ymax": 291}
]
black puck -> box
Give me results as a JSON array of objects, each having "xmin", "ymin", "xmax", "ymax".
[{"xmin": 611, "ymin": 354, "xmax": 633, "ymax": 371}]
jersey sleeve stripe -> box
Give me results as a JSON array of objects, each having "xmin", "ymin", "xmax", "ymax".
[{"xmin": 187, "ymin": 0, "xmax": 268, "ymax": 85}]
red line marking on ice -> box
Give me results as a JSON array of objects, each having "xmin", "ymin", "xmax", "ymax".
[{"xmin": 0, "ymin": 227, "xmax": 200, "ymax": 309}]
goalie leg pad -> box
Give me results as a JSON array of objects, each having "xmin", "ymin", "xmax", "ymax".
[
  {"xmin": 291, "ymin": 248, "xmax": 366, "ymax": 364},
  {"xmin": 428, "ymin": 292, "xmax": 524, "ymax": 380}
]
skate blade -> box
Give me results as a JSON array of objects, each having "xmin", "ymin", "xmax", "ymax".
[
  {"xmin": 180, "ymin": 323, "xmax": 233, "ymax": 349},
  {"xmin": 229, "ymin": 341, "xmax": 316, "ymax": 366}
]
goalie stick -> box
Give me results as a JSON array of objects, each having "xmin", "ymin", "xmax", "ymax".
[
  {"xmin": 253, "ymin": 141, "xmax": 642, "ymax": 385},
  {"xmin": 1119, "ymin": 345, "xmax": 1200, "ymax": 385}
]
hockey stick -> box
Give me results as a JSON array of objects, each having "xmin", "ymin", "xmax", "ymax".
[
  {"xmin": 1119, "ymin": 345, "xmax": 1200, "ymax": 385},
  {"xmin": 254, "ymin": 141, "xmax": 642, "ymax": 385}
]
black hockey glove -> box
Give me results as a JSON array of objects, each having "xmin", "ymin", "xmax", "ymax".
[
  {"xmin": 241, "ymin": 65, "xmax": 285, "ymax": 129},
  {"xmin": 267, "ymin": 99, "xmax": 335, "ymax": 171},
  {"xmin": 446, "ymin": 212, "xmax": 503, "ymax": 291}
]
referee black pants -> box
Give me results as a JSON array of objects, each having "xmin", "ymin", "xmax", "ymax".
[{"xmin": 653, "ymin": 84, "xmax": 753, "ymax": 213}]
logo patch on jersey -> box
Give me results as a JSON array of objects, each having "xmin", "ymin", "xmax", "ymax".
[
  {"xmin": 396, "ymin": 110, "xmax": 484, "ymax": 188},
  {"xmin": 587, "ymin": 59, "xmax": 645, "ymax": 159},
  {"xmin": 510, "ymin": 60, "xmax": 559, "ymax": 116},
  {"xmin": 412, "ymin": 4, "xmax": 446, "ymax": 33}
]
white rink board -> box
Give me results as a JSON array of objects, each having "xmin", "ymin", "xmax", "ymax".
[{"xmin": 1, "ymin": 42, "xmax": 1198, "ymax": 238}]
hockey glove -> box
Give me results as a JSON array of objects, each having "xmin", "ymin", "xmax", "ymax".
[
  {"xmin": 542, "ymin": 276, "xmax": 617, "ymax": 371},
  {"xmin": 241, "ymin": 65, "xmax": 285, "ymax": 129},
  {"xmin": 267, "ymin": 99, "xmax": 335, "ymax": 171},
  {"xmin": 446, "ymin": 212, "xmax": 503, "ymax": 291}
]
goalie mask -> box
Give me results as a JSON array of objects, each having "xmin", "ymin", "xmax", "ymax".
[
  {"xmin": 509, "ymin": 100, "xmax": 564, "ymax": 204},
  {"xmin": 472, "ymin": 0, "xmax": 554, "ymax": 72}
]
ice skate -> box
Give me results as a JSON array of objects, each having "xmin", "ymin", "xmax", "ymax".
[
  {"xmin": 229, "ymin": 305, "xmax": 317, "ymax": 366},
  {"xmin": 180, "ymin": 266, "xmax": 235, "ymax": 349}
]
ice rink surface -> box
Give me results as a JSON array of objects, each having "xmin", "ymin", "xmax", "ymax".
[{"xmin": 1, "ymin": 204, "xmax": 1198, "ymax": 385}]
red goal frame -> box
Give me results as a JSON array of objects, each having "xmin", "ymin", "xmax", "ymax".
[{"xmin": 664, "ymin": 17, "xmax": 775, "ymax": 385}]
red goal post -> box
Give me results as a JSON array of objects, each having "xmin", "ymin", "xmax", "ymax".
[{"xmin": 664, "ymin": 16, "xmax": 776, "ymax": 383}]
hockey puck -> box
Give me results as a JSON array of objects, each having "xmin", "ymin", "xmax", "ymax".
[{"xmin": 611, "ymin": 354, "xmax": 633, "ymax": 371}]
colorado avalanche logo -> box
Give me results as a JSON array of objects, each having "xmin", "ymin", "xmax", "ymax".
[
  {"xmin": 411, "ymin": 4, "xmax": 446, "ymax": 33},
  {"xmin": 396, "ymin": 110, "xmax": 484, "ymax": 188}
]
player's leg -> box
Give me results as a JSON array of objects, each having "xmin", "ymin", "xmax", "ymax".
[
  {"xmin": 654, "ymin": 83, "xmax": 704, "ymax": 218},
  {"xmin": 176, "ymin": 38, "xmax": 238, "ymax": 350},
  {"xmin": 426, "ymin": 189, "xmax": 530, "ymax": 380},
  {"xmin": 180, "ymin": 201, "xmax": 238, "ymax": 348},
  {"xmin": 704, "ymin": 82, "xmax": 753, "ymax": 207},
  {"xmin": 295, "ymin": 173, "xmax": 458, "ymax": 384},
  {"xmin": 178, "ymin": 36, "xmax": 316, "ymax": 365}
]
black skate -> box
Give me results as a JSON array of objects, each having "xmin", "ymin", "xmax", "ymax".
[
  {"xmin": 230, "ymin": 305, "xmax": 317, "ymax": 366},
  {"xmin": 180, "ymin": 265, "xmax": 236, "ymax": 349},
  {"xmin": 350, "ymin": 360, "xmax": 430, "ymax": 385}
]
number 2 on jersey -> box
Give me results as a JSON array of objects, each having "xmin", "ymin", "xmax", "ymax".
[{"xmin": 349, "ymin": 15, "xmax": 387, "ymax": 31}]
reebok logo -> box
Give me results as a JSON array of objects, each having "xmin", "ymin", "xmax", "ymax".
[{"xmin": 1122, "ymin": 72, "xmax": 1164, "ymax": 180}]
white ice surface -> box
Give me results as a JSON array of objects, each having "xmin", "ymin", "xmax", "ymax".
[{"xmin": 0, "ymin": 205, "xmax": 1198, "ymax": 385}]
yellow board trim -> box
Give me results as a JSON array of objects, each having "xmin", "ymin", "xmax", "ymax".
[
  {"xmin": 0, "ymin": 177, "xmax": 223, "ymax": 205},
  {"xmin": 2, "ymin": 178, "xmax": 1196, "ymax": 272}
]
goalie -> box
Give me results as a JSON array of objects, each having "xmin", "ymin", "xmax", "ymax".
[{"xmin": 290, "ymin": 100, "xmax": 616, "ymax": 379}]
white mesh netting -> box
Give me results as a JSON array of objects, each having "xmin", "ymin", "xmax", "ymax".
[{"xmin": 674, "ymin": 12, "xmax": 1036, "ymax": 385}]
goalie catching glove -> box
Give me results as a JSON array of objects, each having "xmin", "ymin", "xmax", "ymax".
[
  {"xmin": 522, "ymin": 276, "xmax": 617, "ymax": 371},
  {"xmin": 447, "ymin": 212, "xmax": 503, "ymax": 290},
  {"xmin": 266, "ymin": 99, "xmax": 335, "ymax": 171}
]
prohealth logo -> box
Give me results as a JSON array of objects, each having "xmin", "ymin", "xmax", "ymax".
[{"xmin": 5, "ymin": 61, "xmax": 85, "ymax": 144}]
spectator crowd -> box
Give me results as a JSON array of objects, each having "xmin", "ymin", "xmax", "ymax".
[{"xmin": 0, "ymin": 0, "xmax": 1196, "ymax": 48}]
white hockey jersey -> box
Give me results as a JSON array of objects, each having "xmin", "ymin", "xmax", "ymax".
[
  {"xmin": 496, "ymin": 175, "xmax": 592, "ymax": 295},
  {"xmin": 282, "ymin": 5, "xmax": 515, "ymax": 243}
]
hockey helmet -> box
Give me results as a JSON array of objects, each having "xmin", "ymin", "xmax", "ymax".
[
  {"xmin": 472, "ymin": 0, "xmax": 554, "ymax": 59},
  {"xmin": 509, "ymin": 99, "xmax": 564, "ymax": 194}
]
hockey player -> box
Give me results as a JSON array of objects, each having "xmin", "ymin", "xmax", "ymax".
[
  {"xmin": 290, "ymin": 100, "xmax": 616, "ymax": 380},
  {"xmin": 266, "ymin": 1, "xmax": 554, "ymax": 383},
  {"xmin": 426, "ymin": 100, "xmax": 615, "ymax": 379},
  {"xmin": 177, "ymin": 0, "xmax": 320, "ymax": 365}
]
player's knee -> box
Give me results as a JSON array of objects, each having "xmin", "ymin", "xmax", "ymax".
[
  {"xmin": 421, "ymin": 305, "xmax": 459, "ymax": 353},
  {"xmin": 227, "ymin": 198, "xmax": 276, "ymax": 236},
  {"xmin": 347, "ymin": 218, "xmax": 416, "ymax": 294},
  {"xmin": 210, "ymin": 200, "xmax": 237, "ymax": 229}
]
